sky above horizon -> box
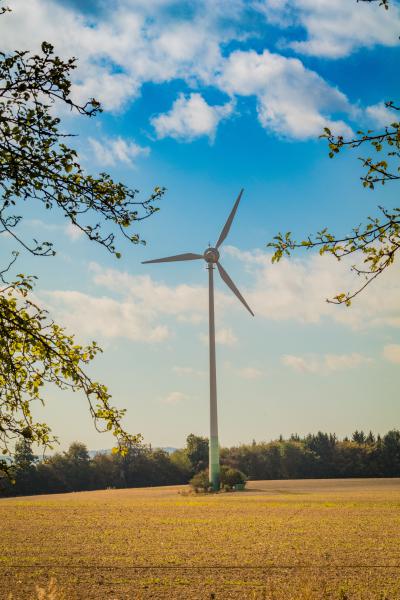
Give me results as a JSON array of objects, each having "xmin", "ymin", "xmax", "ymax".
[{"xmin": 1, "ymin": 0, "xmax": 399, "ymax": 451}]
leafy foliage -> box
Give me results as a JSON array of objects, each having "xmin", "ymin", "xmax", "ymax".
[
  {"xmin": 3, "ymin": 429, "xmax": 400, "ymax": 496},
  {"xmin": 185, "ymin": 433, "xmax": 209, "ymax": 475},
  {"xmin": 189, "ymin": 469, "xmax": 212, "ymax": 492},
  {"xmin": 269, "ymin": 103, "xmax": 400, "ymax": 305},
  {"xmin": 0, "ymin": 10, "xmax": 164, "ymax": 474},
  {"xmin": 0, "ymin": 39, "xmax": 163, "ymax": 256},
  {"xmin": 220, "ymin": 465, "xmax": 246, "ymax": 488},
  {"xmin": 0, "ymin": 257, "xmax": 141, "ymax": 473},
  {"xmin": 221, "ymin": 429, "xmax": 400, "ymax": 480},
  {"xmin": 268, "ymin": 1, "xmax": 398, "ymax": 305}
]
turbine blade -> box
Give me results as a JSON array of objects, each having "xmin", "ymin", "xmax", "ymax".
[
  {"xmin": 217, "ymin": 262, "xmax": 254, "ymax": 317},
  {"xmin": 142, "ymin": 252, "xmax": 203, "ymax": 264},
  {"xmin": 215, "ymin": 189, "xmax": 244, "ymax": 249}
]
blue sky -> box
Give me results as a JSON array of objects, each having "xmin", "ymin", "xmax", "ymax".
[{"xmin": 1, "ymin": 0, "xmax": 399, "ymax": 450}]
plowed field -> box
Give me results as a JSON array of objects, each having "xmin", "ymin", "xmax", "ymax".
[{"xmin": 1, "ymin": 478, "xmax": 399, "ymax": 599}]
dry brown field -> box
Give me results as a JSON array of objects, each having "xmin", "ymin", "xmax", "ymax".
[{"xmin": 1, "ymin": 478, "xmax": 399, "ymax": 600}]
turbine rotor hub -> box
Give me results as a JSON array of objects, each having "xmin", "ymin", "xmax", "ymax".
[{"xmin": 204, "ymin": 247, "xmax": 220, "ymax": 263}]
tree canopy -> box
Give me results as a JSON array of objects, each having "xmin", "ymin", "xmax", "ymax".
[
  {"xmin": 3, "ymin": 429, "xmax": 399, "ymax": 496},
  {"xmin": 0, "ymin": 10, "xmax": 164, "ymax": 475}
]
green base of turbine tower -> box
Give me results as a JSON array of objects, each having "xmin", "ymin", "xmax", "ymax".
[{"xmin": 209, "ymin": 436, "xmax": 220, "ymax": 490}]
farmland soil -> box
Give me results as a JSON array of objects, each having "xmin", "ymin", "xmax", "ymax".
[{"xmin": 1, "ymin": 478, "xmax": 399, "ymax": 599}]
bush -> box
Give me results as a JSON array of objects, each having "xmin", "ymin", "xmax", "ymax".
[
  {"xmin": 189, "ymin": 467, "xmax": 247, "ymax": 492},
  {"xmin": 189, "ymin": 469, "xmax": 211, "ymax": 492},
  {"xmin": 220, "ymin": 466, "xmax": 247, "ymax": 489}
]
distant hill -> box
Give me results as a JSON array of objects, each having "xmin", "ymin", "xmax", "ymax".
[
  {"xmin": 159, "ymin": 447, "xmax": 177, "ymax": 455},
  {"xmin": 87, "ymin": 447, "xmax": 177, "ymax": 458},
  {"xmin": 87, "ymin": 449, "xmax": 110, "ymax": 458}
]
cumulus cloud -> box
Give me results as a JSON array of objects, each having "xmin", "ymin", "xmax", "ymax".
[
  {"xmin": 160, "ymin": 391, "xmax": 189, "ymax": 405},
  {"xmin": 258, "ymin": 0, "xmax": 400, "ymax": 58},
  {"xmin": 65, "ymin": 222, "xmax": 84, "ymax": 241},
  {"xmin": 282, "ymin": 354, "xmax": 319, "ymax": 373},
  {"xmin": 282, "ymin": 352, "xmax": 372, "ymax": 374},
  {"xmin": 237, "ymin": 366, "xmax": 263, "ymax": 379},
  {"xmin": 0, "ymin": 0, "xmax": 362, "ymax": 140},
  {"xmin": 216, "ymin": 328, "xmax": 238, "ymax": 346},
  {"xmin": 40, "ymin": 261, "xmax": 242, "ymax": 347},
  {"xmin": 40, "ymin": 262, "xmax": 212, "ymax": 344},
  {"xmin": 218, "ymin": 49, "xmax": 352, "ymax": 139},
  {"xmin": 89, "ymin": 262, "xmax": 210, "ymax": 317},
  {"xmin": 224, "ymin": 246, "xmax": 400, "ymax": 329},
  {"xmin": 151, "ymin": 93, "xmax": 234, "ymax": 141},
  {"xmin": 365, "ymin": 102, "xmax": 397, "ymax": 128},
  {"xmin": 89, "ymin": 136, "xmax": 150, "ymax": 166},
  {"xmin": 0, "ymin": 1, "xmax": 138, "ymax": 111},
  {"xmin": 200, "ymin": 328, "xmax": 238, "ymax": 346},
  {"xmin": 383, "ymin": 344, "xmax": 400, "ymax": 365},
  {"xmin": 0, "ymin": 0, "xmax": 224, "ymax": 112},
  {"xmin": 41, "ymin": 245, "xmax": 400, "ymax": 346},
  {"xmin": 43, "ymin": 289, "xmax": 169, "ymax": 343},
  {"xmin": 27, "ymin": 218, "xmax": 83, "ymax": 242},
  {"xmin": 173, "ymin": 366, "xmax": 206, "ymax": 377}
]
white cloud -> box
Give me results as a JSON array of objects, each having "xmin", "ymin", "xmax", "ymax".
[
  {"xmin": 383, "ymin": 344, "xmax": 400, "ymax": 364},
  {"xmin": 258, "ymin": 0, "xmax": 400, "ymax": 58},
  {"xmin": 200, "ymin": 327, "xmax": 238, "ymax": 346},
  {"xmin": 324, "ymin": 353, "xmax": 372, "ymax": 371},
  {"xmin": 177, "ymin": 314, "xmax": 206, "ymax": 324},
  {"xmin": 0, "ymin": 0, "xmax": 224, "ymax": 112},
  {"xmin": 89, "ymin": 136, "xmax": 150, "ymax": 167},
  {"xmin": 37, "ymin": 257, "xmax": 243, "ymax": 348},
  {"xmin": 282, "ymin": 352, "xmax": 372, "ymax": 374},
  {"xmin": 47, "ymin": 242, "xmax": 400, "ymax": 347},
  {"xmin": 39, "ymin": 241, "xmax": 400, "ymax": 348},
  {"xmin": 65, "ymin": 222, "xmax": 84, "ymax": 241},
  {"xmin": 43, "ymin": 289, "xmax": 169, "ymax": 343},
  {"xmin": 27, "ymin": 218, "xmax": 83, "ymax": 242},
  {"xmin": 237, "ymin": 366, "xmax": 263, "ymax": 379},
  {"xmin": 365, "ymin": 102, "xmax": 397, "ymax": 128},
  {"xmin": 0, "ymin": 0, "xmax": 360, "ymax": 141},
  {"xmin": 282, "ymin": 354, "xmax": 319, "ymax": 373},
  {"xmin": 151, "ymin": 93, "xmax": 234, "ymax": 141},
  {"xmin": 224, "ymin": 246, "xmax": 400, "ymax": 330},
  {"xmin": 216, "ymin": 328, "xmax": 238, "ymax": 346},
  {"xmin": 26, "ymin": 219, "xmax": 60, "ymax": 232},
  {"xmin": 218, "ymin": 50, "xmax": 352, "ymax": 139},
  {"xmin": 40, "ymin": 262, "xmax": 213, "ymax": 344},
  {"xmin": 173, "ymin": 366, "xmax": 206, "ymax": 377},
  {"xmin": 41, "ymin": 262, "xmax": 242, "ymax": 347},
  {"xmin": 89, "ymin": 262, "xmax": 210, "ymax": 317},
  {"xmin": 160, "ymin": 391, "xmax": 189, "ymax": 405}
]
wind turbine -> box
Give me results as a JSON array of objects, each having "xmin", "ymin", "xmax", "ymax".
[{"xmin": 142, "ymin": 189, "xmax": 254, "ymax": 490}]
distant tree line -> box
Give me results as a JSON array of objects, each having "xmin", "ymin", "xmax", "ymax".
[
  {"xmin": 222, "ymin": 430, "xmax": 400, "ymax": 480},
  {"xmin": 1, "ymin": 430, "xmax": 399, "ymax": 497}
]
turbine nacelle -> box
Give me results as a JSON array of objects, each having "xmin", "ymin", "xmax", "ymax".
[{"xmin": 204, "ymin": 247, "xmax": 220, "ymax": 263}]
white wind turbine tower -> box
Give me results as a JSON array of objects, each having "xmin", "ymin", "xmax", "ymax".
[{"xmin": 142, "ymin": 190, "xmax": 254, "ymax": 490}]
